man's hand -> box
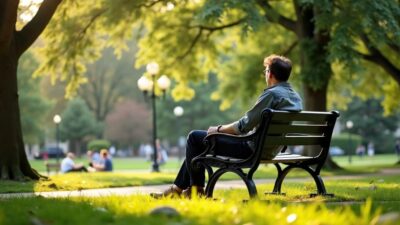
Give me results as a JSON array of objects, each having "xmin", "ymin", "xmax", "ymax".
[{"xmin": 207, "ymin": 126, "xmax": 219, "ymax": 135}]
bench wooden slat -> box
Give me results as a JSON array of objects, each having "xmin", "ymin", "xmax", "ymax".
[
  {"xmin": 267, "ymin": 124, "xmax": 328, "ymax": 134},
  {"xmin": 265, "ymin": 136, "xmax": 326, "ymax": 145},
  {"xmin": 270, "ymin": 111, "xmax": 332, "ymax": 123},
  {"xmin": 263, "ymin": 156, "xmax": 314, "ymax": 163}
]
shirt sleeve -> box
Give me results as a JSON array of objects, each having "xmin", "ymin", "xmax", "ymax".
[{"xmin": 233, "ymin": 92, "xmax": 275, "ymax": 134}]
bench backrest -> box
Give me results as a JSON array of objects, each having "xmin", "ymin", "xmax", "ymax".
[{"xmin": 254, "ymin": 109, "xmax": 340, "ymax": 162}]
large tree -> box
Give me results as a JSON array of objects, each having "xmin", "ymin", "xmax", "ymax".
[
  {"xmin": 0, "ymin": 0, "xmax": 63, "ymax": 180},
  {"xmin": 104, "ymin": 100, "xmax": 151, "ymax": 149},
  {"xmin": 59, "ymin": 98, "xmax": 98, "ymax": 156},
  {"xmin": 78, "ymin": 44, "xmax": 143, "ymax": 138}
]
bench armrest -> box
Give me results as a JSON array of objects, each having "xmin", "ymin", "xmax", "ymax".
[{"xmin": 203, "ymin": 132, "xmax": 257, "ymax": 154}]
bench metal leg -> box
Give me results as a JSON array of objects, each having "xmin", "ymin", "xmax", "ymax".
[
  {"xmin": 271, "ymin": 165, "xmax": 293, "ymax": 194},
  {"xmin": 301, "ymin": 166, "xmax": 334, "ymax": 197},
  {"xmin": 205, "ymin": 168, "xmax": 226, "ymax": 198},
  {"xmin": 205, "ymin": 168, "xmax": 258, "ymax": 198}
]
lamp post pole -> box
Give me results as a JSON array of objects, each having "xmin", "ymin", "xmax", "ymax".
[
  {"xmin": 53, "ymin": 114, "xmax": 62, "ymax": 163},
  {"xmin": 150, "ymin": 73, "xmax": 159, "ymax": 172},
  {"xmin": 346, "ymin": 120, "xmax": 354, "ymax": 164},
  {"xmin": 173, "ymin": 106, "xmax": 184, "ymax": 161},
  {"xmin": 137, "ymin": 62, "xmax": 170, "ymax": 172}
]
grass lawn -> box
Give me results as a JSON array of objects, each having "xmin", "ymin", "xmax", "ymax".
[
  {"xmin": 28, "ymin": 157, "xmax": 184, "ymax": 173},
  {"xmin": 1, "ymin": 174, "xmax": 399, "ymax": 225},
  {"xmin": 1, "ymin": 154, "xmax": 397, "ymax": 194},
  {"xmin": 29, "ymin": 154, "xmax": 400, "ymax": 173},
  {"xmin": 1, "ymin": 156, "xmax": 399, "ymax": 225}
]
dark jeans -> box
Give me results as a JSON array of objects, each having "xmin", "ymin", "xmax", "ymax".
[
  {"xmin": 173, "ymin": 130, "xmax": 252, "ymax": 189},
  {"xmin": 66, "ymin": 166, "xmax": 88, "ymax": 173}
]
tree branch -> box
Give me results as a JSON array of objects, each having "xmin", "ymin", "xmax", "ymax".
[
  {"xmin": 193, "ymin": 18, "xmax": 246, "ymax": 32},
  {"xmin": 388, "ymin": 43, "xmax": 400, "ymax": 53},
  {"xmin": 75, "ymin": 9, "xmax": 106, "ymax": 45},
  {"xmin": 359, "ymin": 34, "xmax": 400, "ymax": 85},
  {"xmin": 255, "ymin": 0, "xmax": 296, "ymax": 33},
  {"xmin": 15, "ymin": 0, "xmax": 63, "ymax": 56},
  {"xmin": 137, "ymin": 0, "xmax": 165, "ymax": 8},
  {"xmin": 177, "ymin": 28, "xmax": 203, "ymax": 60},
  {"xmin": 176, "ymin": 18, "xmax": 245, "ymax": 60},
  {"xmin": 0, "ymin": 0, "xmax": 19, "ymax": 51},
  {"xmin": 280, "ymin": 40, "xmax": 298, "ymax": 56}
]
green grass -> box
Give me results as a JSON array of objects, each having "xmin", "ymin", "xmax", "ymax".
[
  {"xmin": 0, "ymin": 172, "xmax": 176, "ymax": 193},
  {"xmin": 29, "ymin": 154, "xmax": 400, "ymax": 173},
  {"xmin": 0, "ymin": 183, "xmax": 399, "ymax": 225},
  {"xmin": 332, "ymin": 154, "xmax": 400, "ymax": 169},
  {"xmin": 1, "ymin": 164, "xmax": 399, "ymax": 225},
  {"xmin": 28, "ymin": 157, "xmax": 184, "ymax": 173},
  {"xmin": 2, "ymin": 154, "xmax": 397, "ymax": 194}
]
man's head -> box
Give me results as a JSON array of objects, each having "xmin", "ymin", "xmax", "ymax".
[
  {"xmin": 100, "ymin": 149, "xmax": 109, "ymax": 158},
  {"xmin": 67, "ymin": 152, "xmax": 75, "ymax": 159},
  {"xmin": 263, "ymin": 55, "xmax": 292, "ymax": 85}
]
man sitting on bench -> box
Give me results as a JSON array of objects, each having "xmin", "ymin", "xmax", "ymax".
[{"xmin": 151, "ymin": 54, "xmax": 303, "ymax": 198}]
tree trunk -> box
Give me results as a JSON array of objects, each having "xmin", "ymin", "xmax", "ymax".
[
  {"xmin": 0, "ymin": 38, "xmax": 41, "ymax": 180},
  {"xmin": 296, "ymin": 2, "xmax": 341, "ymax": 170},
  {"xmin": 303, "ymin": 85, "xmax": 342, "ymax": 170}
]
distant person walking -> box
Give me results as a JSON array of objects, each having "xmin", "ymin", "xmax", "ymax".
[
  {"xmin": 367, "ymin": 142, "xmax": 375, "ymax": 156},
  {"xmin": 356, "ymin": 144, "xmax": 366, "ymax": 158},
  {"xmin": 60, "ymin": 152, "xmax": 88, "ymax": 173},
  {"xmin": 156, "ymin": 139, "xmax": 168, "ymax": 165},
  {"xmin": 395, "ymin": 140, "xmax": 400, "ymax": 160}
]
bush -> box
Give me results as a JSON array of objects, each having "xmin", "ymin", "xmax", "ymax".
[
  {"xmin": 331, "ymin": 133, "xmax": 363, "ymax": 154},
  {"xmin": 87, "ymin": 139, "xmax": 111, "ymax": 152}
]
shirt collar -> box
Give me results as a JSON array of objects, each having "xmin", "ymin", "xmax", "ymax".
[{"xmin": 264, "ymin": 82, "xmax": 290, "ymax": 91}]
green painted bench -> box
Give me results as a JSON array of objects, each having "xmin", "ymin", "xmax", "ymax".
[{"xmin": 192, "ymin": 109, "xmax": 340, "ymax": 198}]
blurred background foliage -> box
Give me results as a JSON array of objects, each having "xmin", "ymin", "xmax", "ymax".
[{"xmin": 16, "ymin": 0, "xmax": 400, "ymax": 155}]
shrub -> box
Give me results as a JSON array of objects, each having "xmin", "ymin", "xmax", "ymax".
[
  {"xmin": 331, "ymin": 133, "xmax": 363, "ymax": 154},
  {"xmin": 87, "ymin": 139, "xmax": 111, "ymax": 151}
]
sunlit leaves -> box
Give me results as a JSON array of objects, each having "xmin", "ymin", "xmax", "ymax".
[{"xmin": 35, "ymin": 0, "xmax": 400, "ymax": 115}]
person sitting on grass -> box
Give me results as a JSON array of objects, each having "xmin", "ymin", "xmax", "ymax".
[
  {"xmin": 87, "ymin": 150, "xmax": 101, "ymax": 167},
  {"xmin": 92, "ymin": 149, "xmax": 113, "ymax": 172},
  {"xmin": 60, "ymin": 152, "xmax": 88, "ymax": 173},
  {"xmin": 151, "ymin": 54, "xmax": 303, "ymax": 199}
]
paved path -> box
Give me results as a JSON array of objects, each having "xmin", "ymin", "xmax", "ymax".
[{"xmin": 1, "ymin": 168, "xmax": 399, "ymax": 199}]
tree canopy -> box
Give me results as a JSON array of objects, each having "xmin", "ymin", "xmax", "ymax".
[{"xmin": 36, "ymin": 0, "xmax": 400, "ymax": 115}]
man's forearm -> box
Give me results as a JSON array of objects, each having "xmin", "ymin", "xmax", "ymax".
[{"xmin": 218, "ymin": 122, "xmax": 240, "ymax": 135}]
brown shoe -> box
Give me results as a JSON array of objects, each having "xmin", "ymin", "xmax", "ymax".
[
  {"xmin": 150, "ymin": 185, "xmax": 182, "ymax": 199},
  {"xmin": 181, "ymin": 186, "xmax": 205, "ymax": 199}
]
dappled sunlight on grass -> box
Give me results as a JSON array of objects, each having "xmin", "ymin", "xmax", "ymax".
[
  {"xmin": 31, "ymin": 172, "xmax": 177, "ymax": 192},
  {"xmin": 0, "ymin": 194, "xmax": 394, "ymax": 225}
]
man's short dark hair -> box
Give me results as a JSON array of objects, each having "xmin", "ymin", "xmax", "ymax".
[{"xmin": 264, "ymin": 55, "xmax": 292, "ymax": 81}]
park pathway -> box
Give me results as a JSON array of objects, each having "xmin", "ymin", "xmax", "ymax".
[{"xmin": 1, "ymin": 168, "xmax": 399, "ymax": 199}]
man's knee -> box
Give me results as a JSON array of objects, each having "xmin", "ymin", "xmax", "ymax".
[{"xmin": 187, "ymin": 130, "xmax": 205, "ymax": 144}]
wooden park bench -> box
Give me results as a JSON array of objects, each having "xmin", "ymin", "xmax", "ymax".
[
  {"xmin": 192, "ymin": 109, "xmax": 339, "ymax": 198},
  {"xmin": 45, "ymin": 162, "xmax": 61, "ymax": 175}
]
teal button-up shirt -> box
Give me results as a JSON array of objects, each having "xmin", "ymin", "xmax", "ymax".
[{"xmin": 232, "ymin": 82, "xmax": 303, "ymax": 159}]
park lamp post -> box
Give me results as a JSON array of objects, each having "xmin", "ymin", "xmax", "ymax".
[
  {"xmin": 173, "ymin": 106, "xmax": 184, "ymax": 161},
  {"xmin": 53, "ymin": 114, "xmax": 62, "ymax": 163},
  {"xmin": 346, "ymin": 120, "xmax": 354, "ymax": 164},
  {"xmin": 137, "ymin": 62, "xmax": 171, "ymax": 172}
]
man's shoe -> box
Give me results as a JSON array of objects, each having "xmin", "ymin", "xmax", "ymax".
[
  {"xmin": 150, "ymin": 186, "xmax": 182, "ymax": 199},
  {"xmin": 182, "ymin": 186, "xmax": 205, "ymax": 199}
]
